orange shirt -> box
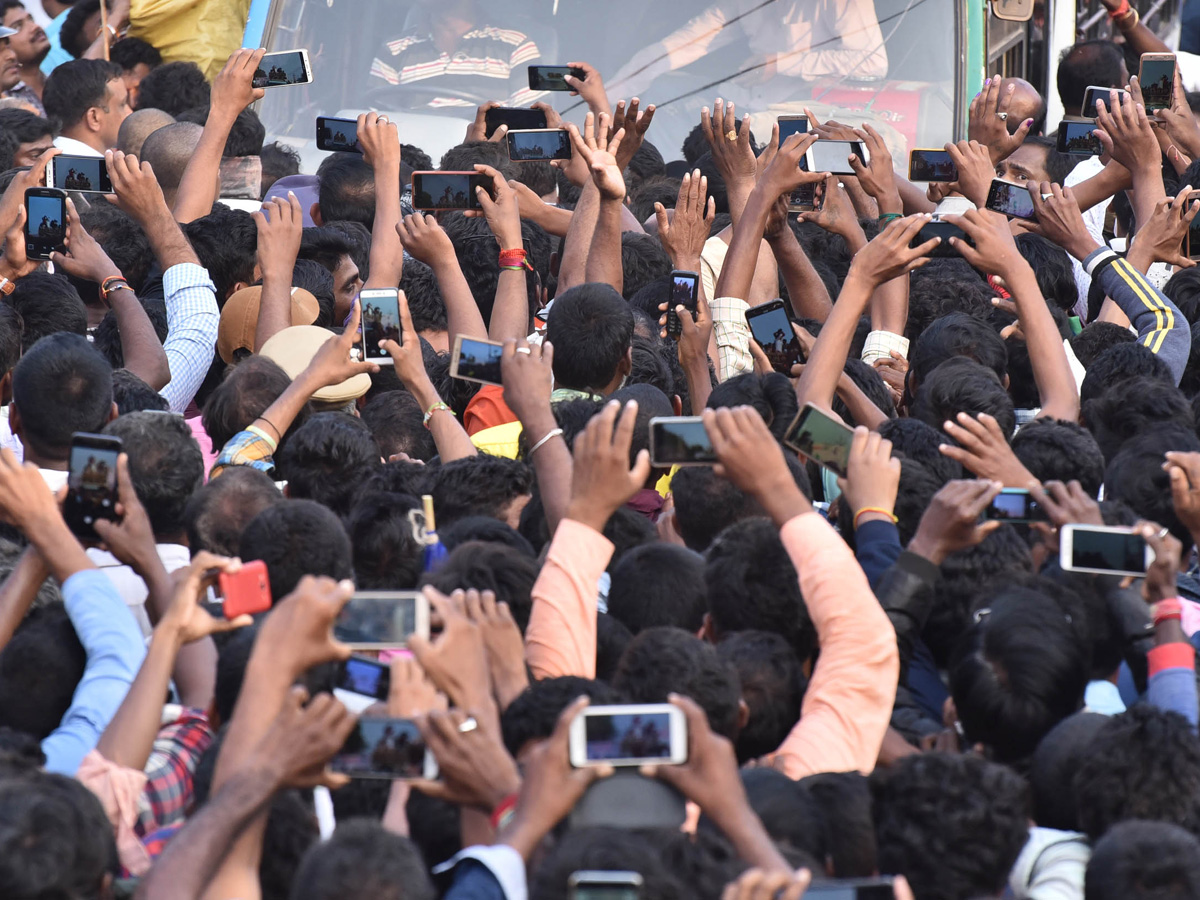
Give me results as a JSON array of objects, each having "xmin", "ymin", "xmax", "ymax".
[{"xmin": 463, "ymin": 385, "xmax": 518, "ymax": 435}]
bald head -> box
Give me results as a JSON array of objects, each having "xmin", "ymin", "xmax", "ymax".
[
  {"xmin": 139, "ymin": 121, "xmax": 202, "ymax": 199},
  {"xmin": 118, "ymin": 108, "xmax": 176, "ymax": 158},
  {"xmin": 1001, "ymin": 77, "xmax": 1046, "ymax": 135}
]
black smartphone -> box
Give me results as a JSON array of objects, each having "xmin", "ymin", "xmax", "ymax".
[
  {"xmin": 1138, "ymin": 53, "xmax": 1176, "ymax": 111},
  {"xmin": 507, "ymin": 128, "xmax": 571, "ymax": 161},
  {"xmin": 411, "ymin": 171, "xmax": 493, "ymax": 211},
  {"xmin": 745, "ymin": 299, "xmax": 804, "ymax": 374},
  {"xmin": 528, "ymin": 65, "xmax": 585, "ymax": 91},
  {"xmin": 665, "ymin": 270, "xmax": 699, "ymax": 340},
  {"xmin": 908, "ymin": 148, "xmax": 957, "ymax": 182},
  {"xmin": 1185, "ymin": 190, "xmax": 1200, "ymax": 261},
  {"xmin": 64, "ymin": 432, "xmax": 122, "ymax": 539},
  {"xmin": 252, "ymin": 49, "xmax": 312, "ymax": 89},
  {"xmin": 359, "ymin": 288, "xmax": 401, "ymax": 361},
  {"xmin": 331, "ymin": 716, "xmax": 438, "ymax": 780},
  {"xmin": 1082, "ymin": 85, "xmax": 1128, "ymax": 119},
  {"xmin": 568, "ymin": 871, "xmax": 644, "ymax": 900},
  {"xmin": 1056, "ymin": 120, "xmax": 1102, "ymax": 155},
  {"xmin": 47, "ymin": 155, "xmax": 112, "ymax": 194},
  {"xmin": 316, "ymin": 115, "xmax": 361, "ymax": 153},
  {"xmin": 24, "ymin": 187, "xmax": 67, "ymax": 260},
  {"xmin": 806, "ymin": 140, "xmax": 864, "ymax": 176},
  {"xmin": 982, "ymin": 488, "xmax": 1044, "ymax": 523},
  {"xmin": 985, "ymin": 179, "xmax": 1036, "ymax": 221},
  {"xmin": 804, "ymin": 878, "xmax": 896, "ymax": 900},
  {"xmin": 484, "ymin": 106, "xmax": 548, "ymax": 138},
  {"xmin": 450, "ymin": 334, "xmax": 504, "ymax": 385},
  {"xmin": 777, "ymin": 114, "xmax": 809, "ymax": 146},
  {"xmin": 912, "ymin": 218, "xmax": 972, "ymax": 258},
  {"xmin": 783, "ymin": 403, "xmax": 854, "ymax": 477},
  {"xmin": 336, "ymin": 656, "xmax": 391, "ymax": 701},
  {"xmin": 648, "ymin": 416, "xmax": 716, "ymax": 466}
]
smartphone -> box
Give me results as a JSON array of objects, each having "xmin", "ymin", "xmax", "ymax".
[
  {"xmin": 450, "ymin": 334, "xmax": 503, "ymax": 385},
  {"xmin": 47, "ymin": 155, "xmax": 112, "ymax": 194},
  {"xmin": 333, "ymin": 591, "xmax": 431, "ymax": 649},
  {"xmin": 985, "ymin": 178, "xmax": 1036, "ymax": 221},
  {"xmin": 331, "ymin": 716, "xmax": 438, "ymax": 780},
  {"xmin": 1056, "ymin": 120, "xmax": 1102, "ymax": 155},
  {"xmin": 568, "ymin": 703, "xmax": 688, "ymax": 768},
  {"xmin": 24, "ymin": 187, "xmax": 67, "ymax": 260},
  {"xmin": 912, "ymin": 218, "xmax": 971, "ymax": 258},
  {"xmin": 788, "ymin": 183, "xmax": 820, "ymax": 212},
  {"xmin": 1059, "ymin": 524, "xmax": 1153, "ymax": 576},
  {"xmin": 568, "ymin": 871, "xmax": 644, "ymax": 900},
  {"xmin": 359, "ymin": 287, "xmax": 401, "ymax": 361},
  {"xmin": 777, "ymin": 114, "xmax": 809, "ymax": 146},
  {"xmin": 908, "ymin": 148, "xmax": 957, "ymax": 182},
  {"xmin": 665, "ymin": 270, "xmax": 699, "ymax": 339},
  {"xmin": 1082, "ymin": 85, "xmax": 1129, "ymax": 119},
  {"xmin": 218, "ymin": 560, "xmax": 272, "ymax": 617},
  {"xmin": 484, "ymin": 106, "xmax": 548, "ymax": 138},
  {"xmin": 783, "ymin": 403, "xmax": 854, "ymax": 477},
  {"xmin": 1139, "ymin": 53, "xmax": 1176, "ymax": 111},
  {"xmin": 805, "ymin": 140, "xmax": 865, "ymax": 176},
  {"xmin": 252, "ymin": 49, "xmax": 312, "ymax": 89},
  {"xmin": 528, "ymin": 65, "xmax": 585, "ymax": 91},
  {"xmin": 411, "ymin": 171, "xmax": 493, "ymax": 211},
  {"xmin": 336, "ymin": 656, "xmax": 391, "ymax": 701},
  {"xmin": 63, "ymin": 432, "xmax": 122, "ymax": 539},
  {"xmin": 1185, "ymin": 190, "xmax": 1200, "ymax": 261},
  {"xmin": 649, "ymin": 416, "xmax": 716, "ymax": 467},
  {"xmin": 982, "ymin": 488, "xmax": 1043, "ymax": 523},
  {"xmin": 316, "ymin": 115, "xmax": 360, "ymax": 153},
  {"xmin": 507, "ymin": 128, "xmax": 571, "ymax": 161},
  {"xmin": 804, "ymin": 878, "xmax": 896, "ymax": 900},
  {"xmin": 745, "ymin": 299, "xmax": 803, "ymax": 374}
]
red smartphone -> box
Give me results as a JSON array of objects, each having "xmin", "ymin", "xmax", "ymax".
[{"xmin": 219, "ymin": 560, "xmax": 272, "ymax": 617}]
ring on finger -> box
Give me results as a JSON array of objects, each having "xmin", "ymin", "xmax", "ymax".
[
  {"xmin": 725, "ymin": 130, "xmax": 737, "ymax": 141},
  {"xmin": 458, "ymin": 716, "xmax": 478, "ymax": 734},
  {"xmin": 515, "ymin": 347, "xmax": 532, "ymax": 355},
  {"xmin": 1157, "ymin": 527, "xmax": 1170, "ymax": 539},
  {"xmin": 996, "ymin": 111, "xmax": 1009, "ymax": 121}
]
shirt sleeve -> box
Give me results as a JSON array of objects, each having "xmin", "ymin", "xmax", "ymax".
[
  {"xmin": 766, "ymin": 512, "xmax": 899, "ymax": 778},
  {"xmin": 524, "ymin": 519, "xmax": 614, "ymax": 680},
  {"xmin": 208, "ymin": 426, "xmax": 278, "ymax": 479},
  {"xmin": 437, "ymin": 845, "xmax": 528, "ymax": 900},
  {"xmin": 1146, "ymin": 642, "xmax": 1198, "ymax": 731},
  {"xmin": 861, "ymin": 330, "xmax": 909, "ymax": 365},
  {"xmin": 709, "ymin": 296, "xmax": 754, "ymax": 381},
  {"xmin": 158, "ymin": 263, "xmax": 220, "ymax": 413},
  {"xmin": 853, "ymin": 519, "xmax": 902, "ymax": 589},
  {"xmin": 42, "ymin": 569, "xmax": 147, "ymax": 776}
]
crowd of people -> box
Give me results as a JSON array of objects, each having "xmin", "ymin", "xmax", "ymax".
[{"xmin": 2, "ymin": 0, "xmax": 1200, "ymax": 898}]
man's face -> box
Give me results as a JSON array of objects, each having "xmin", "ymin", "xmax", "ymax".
[
  {"xmin": 122, "ymin": 62, "xmax": 151, "ymax": 108},
  {"xmin": 0, "ymin": 38, "xmax": 19, "ymax": 90},
  {"xmin": 995, "ymin": 143, "xmax": 1052, "ymax": 185},
  {"xmin": 2, "ymin": 6, "xmax": 48, "ymax": 64},
  {"xmin": 14, "ymin": 135, "xmax": 52, "ymax": 166},
  {"xmin": 97, "ymin": 77, "xmax": 131, "ymax": 148},
  {"xmin": 332, "ymin": 254, "xmax": 362, "ymax": 323}
]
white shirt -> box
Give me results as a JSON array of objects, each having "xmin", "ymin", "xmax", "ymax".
[
  {"xmin": 38, "ymin": 467, "xmax": 67, "ymax": 491},
  {"xmin": 1064, "ymin": 156, "xmax": 1107, "ymax": 320},
  {"xmin": 87, "ymin": 543, "xmax": 192, "ymax": 637},
  {"xmin": 52, "ymin": 135, "xmax": 103, "ymax": 158},
  {"xmin": 0, "ymin": 407, "xmax": 22, "ymax": 462}
]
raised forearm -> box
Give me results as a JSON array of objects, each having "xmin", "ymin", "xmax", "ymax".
[
  {"xmin": 557, "ymin": 183, "xmax": 600, "ymax": 292},
  {"xmin": 144, "ymin": 209, "xmax": 202, "ymax": 270},
  {"xmin": 173, "ymin": 111, "xmax": 235, "ymax": 224},
  {"xmin": 584, "ymin": 199, "xmax": 624, "ymax": 292},
  {"xmin": 253, "ymin": 268, "xmax": 294, "ymax": 352},
  {"xmin": 96, "ymin": 625, "xmax": 182, "ymax": 769},
  {"xmin": 410, "ymin": 377, "xmax": 477, "ymax": 461},
  {"xmin": 836, "ymin": 373, "xmax": 889, "ymax": 429},
  {"xmin": 769, "ymin": 230, "xmax": 832, "ymax": 322},
  {"xmin": 0, "ymin": 547, "xmax": 50, "ymax": 650},
  {"xmin": 109, "ymin": 287, "xmax": 170, "ymax": 389},
  {"xmin": 715, "ymin": 190, "xmax": 772, "ymax": 302},
  {"xmin": 368, "ymin": 164, "xmax": 403, "ymax": 289},
  {"xmin": 795, "ymin": 273, "xmax": 873, "ymax": 411},
  {"xmin": 869, "ymin": 274, "xmax": 909, "ymax": 336},
  {"xmin": 1005, "ymin": 265, "xmax": 1079, "ymax": 420},
  {"xmin": 431, "ymin": 257, "xmax": 488, "ymax": 341}
]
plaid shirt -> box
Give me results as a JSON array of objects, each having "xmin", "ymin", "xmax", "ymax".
[
  {"xmin": 137, "ymin": 707, "xmax": 215, "ymax": 835},
  {"xmin": 209, "ymin": 425, "xmax": 277, "ymax": 479}
]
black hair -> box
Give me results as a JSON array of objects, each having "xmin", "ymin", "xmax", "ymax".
[
  {"xmin": 102, "ymin": 410, "xmax": 204, "ymax": 537},
  {"xmin": 0, "ymin": 108, "xmax": 54, "ymax": 145},
  {"xmin": 719, "ymin": 767, "xmax": 825, "ymax": 861},
  {"xmin": 321, "ymin": 220, "xmax": 371, "ymax": 282},
  {"xmin": 613, "ymin": 627, "xmax": 742, "ymax": 739},
  {"xmin": 620, "ymin": 231, "xmax": 674, "ymax": 301},
  {"xmin": 607, "ymin": 543, "xmax": 707, "ymax": 635},
  {"xmin": 800, "ymin": 772, "xmax": 878, "ymax": 877},
  {"xmin": 290, "ymin": 258, "xmax": 335, "ymax": 326},
  {"xmin": 399, "ymin": 259, "xmax": 447, "ymax": 334},
  {"xmin": 889, "ymin": 456, "xmax": 947, "ymax": 548},
  {"xmin": 0, "ymin": 604, "xmax": 85, "ymax": 740},
  {"xmin": 422, "ymin": 541, "xmax": 539, "ymax": 632},
  {"xmin": 1080, "ymin": 341, "xmax": 1174, "ymax": 406},
  {"xmin": 545, "ymin": 283, "xmax": 634, "ymax": 392},
  {"xmin": 0, "ymin": 303, "xmax": 21, "ymax": 379},
  {"xmin": 627, "ymin": 332, "xmax": 677, "ymax": 403},
  {"xmin": 1022, "ymin": 135, "xmax": 1082, "ymax": 185},
  {"xmin": 439, "ymin": 213, "xmax": 550, "ymax": 329},
  {"xmin": 428, "ymin": 455, "xmax": 533, "ymax": 528},
  {"xmin": 501, "ymin": 676, "xmax": 624, "ymax": 757},
  {"xmin": 905, "ymin": 269, "xmax": 996, "ymax": 343},
  {"xmin": 316, "ymin": 152, "xmax": 376, "ymax": 230},
  {"xmin": 876, "ymin": 418, "xmax": 963, "ymax": 485},
  {"xmin": 1070, "ymin": 321, "xmax": 1137, "ymax": 369},
  {"xmin": 59, "ymin": 0, "xmax": 100, "ymax": 57},
  {"xmin": 717, "ymin": 631, "xmax": 803, "ymax": 763},
  {"xmin": 1086, "ymin": 820, "xmax": 1200, "ymax": 900},
  {"xmin": 112, "ymin": 364, "xmax": 171, "ymax": 414},
  {"xmin": 298, "ymin": 225, "xmax": 356, "ymax": 277},
  {"xmin": 596, "ymin": 611, "xmax": 633, "ymax": 684},
  {"xmin": 96, "ymin": 304, "xmax": 166, "ymax": 368},
  {"xmin": 626, "ymin": 139, "xmax": 666, "ymax": 194},
  {"xmin": 9, "ymin": 271, "xmax": 88, "ymax": 352},
  {"xmin": 705, "ymin": 372, "xmax": 799, "ymax": 442},
  {"xmin": 184, "ymin": 466, "xmax": 283, "ymax": 557},
  {"xmin": 176, "ymin": 105, "xmax": 265, "ymax": 158},
  {"xmin": 1011, "ymin": 417, "xmax": 1105, "ymax": 497},
  {"xmin": 1085, "ymin": 377, "xmax": 1194, "ymax": 463},
  {"xmin": 439, "ymin": 139, "xmax": 519, "ymax": 181},
  {"xmin": 342, "ymin": 492, "xmax": 423, "ymax": 590},
  {"xmin": 134, "ymin": 60, "xmax": 210, "ymax": 114},
  {"xmin": 628, "ymin": 175, "xmax": 682, "ymax": 226},
  {"xmin": 531, "ymin": 827, "xmax": 688, "ymax": 900},
  {"xmin": 439, "ymin": 516, "xmax": 535, "ymax": 558},
  {"xmin": 873, "ymin": 753, "xmax": 1030, "ymax": 900},
  {"xmin": 202, "ymin": 356, "xmax": 300, "ymax": 451},
  {"xmin": 834, "ymin": 358, "xmax": 895, "ymax": 426},
  {"xmin": 1074, "ymin": 705, "xmax": 1200, "ymax": 840},
  {"xmin": 260, "ymin": 141, "xmax": 301, "ymax": 195},
  {"xmin": 76, "ymin": 198, "xmax": 154, "ymax": 297},
  {"xmin": 909, "ymin": 312, "xmax": 1008, "ymax": 388},
  {"xmin": 182, "ymin": 206, "xmax": 258, "ymax": 303},
  {"xmin": 237, "ymin": 499, "xmax": 353, "ymax": 602},
  {"xmin": 705, "ymin": 517, "xmax": 815, "ymax": 663},
  {"xmin": 400, "ymin": 143, "xmax": 432, "ymax": 171},
  {"xmin": 11, "ymin": 332, "xmax": 113, "ymax": 459},
  {"xmin": 290, "ymin": 818, "xmax": 435, "ymax": 900},
  {"xmin": 510, "ymin": 157, "xmax": 557, "ymax": 197},
  {"xmin": 1164, "ymin": 266, "xmax": 1200, "ymax": 326},
  {"xmin": 912, "ymin": 356, "xmax": 1017, "ymax": 439},
  {"xmin": 1105, "ymin": 426, "xmax": 1200, "ymax": 543},
  {"xmin": 1014, "ymin": 233, "xmax": 1080, "ymax": 312},
  {"xmin": 1029, "ymin": 711, "xmax": 1109, "ymax": 831},
  {"xmin": 1058, "ymin": 40, "xmax": 1127, "ymax": 112},
  {"xmin": 276, "ymin": 413, "xmax": 382, "ymax": 517},
  {"xmin": 109, "ymin": 36, "xmax": 162, "ymax": 72},
  {"xmin": 360, "ymin": 390, "xmax": 437, "ymax": 461}
]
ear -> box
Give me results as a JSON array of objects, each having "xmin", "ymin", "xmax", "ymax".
[
  {"xmin": 736, "ymin": 697, "xmax": 750, "ymax": 732},
  {"xmin": 1002, "ymin": 373, "xmax": 1010, "ymax": 391},
  {"xmin": 671, "ymin": 394, "xmax": 682, "ymax": 416},
  {"xmin": 106, "ymin": 401, "xmax": 118, "ymax": 424},
  {"xmin": 0, "ymin": 370, "xmax": 12, "ymax": 406},
  {"xmin": 549, "ymin": 249, "xmax": 560, "ymax": 279},
  {"xmin": 698, "ymin": 612, "xmax": 716, "ymax": 644},
  {"xmin": 86, "ymin": 105, "xmax": 103, "ymax": 134},
  {"xmin": 7, "ymin": 400, "xmax": 20, "ymax": 440},
  {"xmin": 618, "ymin": 346, "xmax": 633, "ymax": 377},
  {"xmin": 309, "ymin": 202, "xmax": 323, "ymax": 226}
]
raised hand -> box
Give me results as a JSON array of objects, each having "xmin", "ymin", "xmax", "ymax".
[
  {"xmin": 1165, "ymin": 451, "xmax": 1200, "ymax": 542},
  {"xmin": 944, "ymin": 207, "xmax": 1027, "ymax": 280},
  {"xmin": 702, "ymin": 406, "xmax": 811, "ymax": 525},
  {"xmin": 306, "ymin": 298, "xmax": 381, "ymax": 387},
  {"xmin": 797, "ymin": 172, "xmax": 860, "ymax": 240},
  {"xmin": 608, "ymin": 98, "xmax": 655, "ymax": 171},
  {"xmin": 721, "ymin": 869, "xmax": 812, "ymax": 900},
  {"xmin": 907, "ymin": 479, "xmax": 1005, "ymax": 564},
  {"xmin": 701, "ymin": 98, "xmax": 757, "ymax": 191},
  {"xmin": 849, "ymin": 123, "xmax": 900, "ymax": 210},
  {"xmin": 839, "ymin": 426, "xmax": 901, "ymax": 527},
  {"xmin": 253, "ymin": 192, "xmax": 304, "ymax": 282},
  {"xmin": 92, "ymin": 454, "xmax": 159, "ymax": 572},
  {"xmin": 49, "ymin": 198, "xmax": 122, "ymax": 284},
  {"xmin": 1027, "ymin": 479, "xmax": 1102, "ymax": 553},
  {"xmin": 1140, "ymin": 521, "xmax": 1182, "ymax": 605},
  {"xmin": 563, "ymin": 61, "xmax": 610, "ymax": 117},
  {"xmin": 257, "ymin": 574, "xmax": 355, "ymax": 681},
  {"xmin": 655, "ymin": 169, "xmax": 715, "ymax": 268},
  {"xmin": 407, "ymin": 587, "xmax": 493, "ymax": 715},
  {"xmin": 462, "ymin": 588, "xmax": 529, "ymax": 710},
  {"xmin": 943, "ymin": 140, "xmax": 995, "ymax": 208},
  {"xmin": 565, "ymin": 399, "xmax": 652, "ymax": 532},
  {"xmin": 414, "ymin": 708, "xmax": 522, "ymax": 811},
  {"xmin": 356, "ymin": 111, "xmax": 401, "ymax": 170},
  {"xmin": 1027, "ymin": 182, "xmax": 1097, "ymax": 261},
  {"xmin": 756, "ymin": 131, "xmax": 822, "ymax": 199},
  {"xmin": 938, "ymin": 412, "xmax": 1037, "ymax": 487},
  {"xmin": 211, "ymin": 48, "xmax": 266, "ymax": 119},
  {"xmin": 106, "ymin": 150, "xmax": 170, "ymax": 225},
  {"xmin": 568, "ymin": 113, "xmax": 627, "ymax": 201},
  {"xmin": 500, "ymin": 337, "xmax": 554, "ymax": 425},
  {"xmin": 1, "ymin": 206, "xmax": 43, "ymax": 282},
  {"xmin": 1096, "ymin": 84, "xmax": 1159, "ymax": 175},
  {"xmin": 158, "ymin": 551, "xmax": 255, "ymax": 643},
  {"xmin": 1127, "ymin": 186, "xmax": 1200, "ymax": 269},
  {"xmin": 246, "ymin": 687, "xmax": 357, "ymax": 790},
  {"xmin": 468, "ymin": 163, "xmax": 523, "ymax": 249},
  {"xmin": 387, "ymin": 656, "xmax": 446, "ymax": 719},
  {"xmin": 845, "ymin": 214, "xmax": 938, "ymax": 287},
  {"xmin": 395, "ymin": 213, "xmax": 456, "ymax": 266},
  {"xmin": 968, "ymin": 76, "xmax": 1035, "ymax": 164},
  {"xmin": 466, "ymin": 101, "xmax": 503, "ymax": 143}
]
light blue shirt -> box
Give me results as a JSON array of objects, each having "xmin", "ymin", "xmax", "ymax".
[
  {"xmin": 42, "ymin": 568, "xmax": 146, "ymax": 775},
  {"xmin": 39, "ymin": 8, "xmax": 73, "ymax": 77}
]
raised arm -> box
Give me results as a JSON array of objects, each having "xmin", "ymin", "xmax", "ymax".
[
  {"xmin": 395, "ymin": 213, "xmax": 488, "ymax": 341},
  {"xmin": 251, "ymin": 194, "xmax": 303, "ymax": 352},
  {"xmin": 570, "ymin": 114, "xmax": 627, "ymax": 292},
  {"xmin": 472, "ymin": 164, "xmax": 532, "ymax": 342},
  {"xmin": 358, "ymin": 113, "xmax": 405, "ymax": 290}
]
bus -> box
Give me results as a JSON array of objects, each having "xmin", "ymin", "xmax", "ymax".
[{"xmin": 245, "ymin": 0, "xmax": 1182, "ymax": 172}]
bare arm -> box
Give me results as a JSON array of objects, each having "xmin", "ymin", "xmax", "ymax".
[
  {"xmin": 394, "ymin": 213, "xmax": 487, "ymax": 342},
  {"xmin": 0, "ymin": 547, "xmax": 49, "ymax": 652},
  {"xmin": 251, "ymin": 194, "xmax": 302, "ymax": 352},
  {"xmin": 570, "ymin": 114, "xmax": 627, "ymax": 293},
  {"xmin": 358, "ymin": 113, "xmax": 405, "ymax": 290},
  {"xmin": 766, "ymin": 222, "xmax": 832, "ymax": 322},
  {"xmin": 472, "ymin": 165, "xmax": 532, "ymax": 342}
]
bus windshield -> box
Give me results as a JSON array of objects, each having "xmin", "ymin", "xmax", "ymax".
[{"xmin": 258, "ymin": 0, "xmax": 957, "ymax": 167}]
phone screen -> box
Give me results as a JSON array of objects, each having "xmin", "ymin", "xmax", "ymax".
[
  {"xmin": 528, "ymin": 65, "xmax": 584, "ymax": 91},
  {"xmin": 317, "ymin": 116, "xmax": 360, "ymax": 153},
  {"xmin": 649, "ymin": 417, "xmax": 716, "ymax": 466},
  {"xmin": 808, "ymin": 141, "xmax": 862, "ymax": 176},
  {"xmin": 777, "ymin": 115, "xmax": 809, "ymax": 145},
  {"xmin": 337, "ymin": 657, "xmax": 391, "ymax": 701},
  {"xmin": 411, "ymin": 172, "xmax": 492, "ymax": 211},
  {"xmin": 1082, "ymin": 86, "xmax": 1128, "ymax": 118},
  {"xmin": 1069, "ymin": 529, "xmax": 1149, "ymax": 575},
  {"xmin": 912, "ymin": 219, "xmax": 970, "ymax": 258},
  {"xmin": 253, "ymin": 50, "xmax": 310, "ymax": 88},
  {"xmin": 908, "ymin": 149, "xmax": 957, "ymax": 182},
  {"xmin": 983, "ymin": 489, "xmax": 1042, "ymax": 523},
  {"xmin": 1186, "ymin": 191, "xmax": 1200, "ymax": 261},
  {"xmin": 1057, "ymin": 120, "xmax": 1102, "ymax": 155},
  {"xmin": 570, "ymin": 882, "xmax": 642, "ymax": 900},
  {"xmin": 334, "ymin": 592, "xmax": 425, "ymax": 648},
  {"xmin": 665, "ymin": 271, "xmax": 699, "ymax": 338},
  {"xmin": 65, "ymin": 435, "xmax": 121, "ymax": 538},
  {"xmin": 484, "ymin": 106, "xmax": 548, "ymax": 138},
  {"xmin": 1139, "ymin": 55, "xmax": 1176, "ymax": 110},
  {"xmin": 507, "ymin": 128, "xmax": 571, "ymax": 161},
  {"xmin": 804, "ymin": 884, "xmax": 895, "ymax": 900},
  {"xmin": 359, "ymin": 289, "xmax": 401, "ymax": 361},
  {"xmin": 986, "ymin": 180, "xmax": 1036, "ymax": 220},
  {"xmin": 452, "ymin": 336, "xmax": 504, "ymax": 385},
  {"xmin": 331, "ymin": 717, "xmax": 431, "ymax": 779},
  {"xmin": 25, "ymin": 190, "xmax": 66, "ymax": 259},
  {"xmin": 783, "ymin": 405, "xmax": 853, "ymax": 477},
  {"xmin": 746, "ymin": 302, "xmax": 803, "ymax": 374},
  {"xmin": 584, "ymin": 710, "xmax": 677, "ymax": 765},
  {"xmin": 50, "ymin": 155, "xmax": 112, "ymax": 193}
]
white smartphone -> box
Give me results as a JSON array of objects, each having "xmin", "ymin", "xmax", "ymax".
[
  {"xmin": 804, "ymin": 140, "xmax": 865, "ymax": 176},
  {"xmin": 333, "ymin": 591, "xmax": 431, "ymax": 649},
  {"xmin": 1059, "ymin": 524, "xmax": 1154, "ymax": 577},
  {"xmin": 253, "ymin": 49, "xmax": 312, "ymax": 89},
  {"xmin": 449, "ymin": 334, "xmax": 504, "ymax": 385},
  {"xmin": 568, "ymin": 703, "xmax": 688, "ymax": 768}
]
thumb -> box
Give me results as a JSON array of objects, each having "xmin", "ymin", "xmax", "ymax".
[
  {"xmin": 630, "ymin": 447, "xmax": 652, "ymax": 486},
  {"xmin": 1012, "ymin": 117, "xmax": 1034, "ymax": 144},
  {"xmin": 654, "ymin": 202, "xmax": 669, "ymax": 235}
]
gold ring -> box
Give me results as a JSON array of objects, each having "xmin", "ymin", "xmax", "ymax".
[{"xmin": 726, "ymin": 130, "xmax": 737, "ymax": 142}]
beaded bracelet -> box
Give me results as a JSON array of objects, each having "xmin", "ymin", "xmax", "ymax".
[{"xmin": 423, "ymin": 401, "xmax": 454, "ymax": 429}]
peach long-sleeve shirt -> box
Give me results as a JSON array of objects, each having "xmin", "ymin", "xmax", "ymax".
[{"xmin": 525, "ymin": 512, "xmax": 899, "ymax": 777}]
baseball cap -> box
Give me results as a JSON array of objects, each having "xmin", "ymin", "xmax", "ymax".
[
  {"xmin": 259, "ymin": 325, "xmax": 372, "ymax": 404},
  {"xmin": 217, "ymin": 285, "xmax": 320, "ymax": 365}
]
